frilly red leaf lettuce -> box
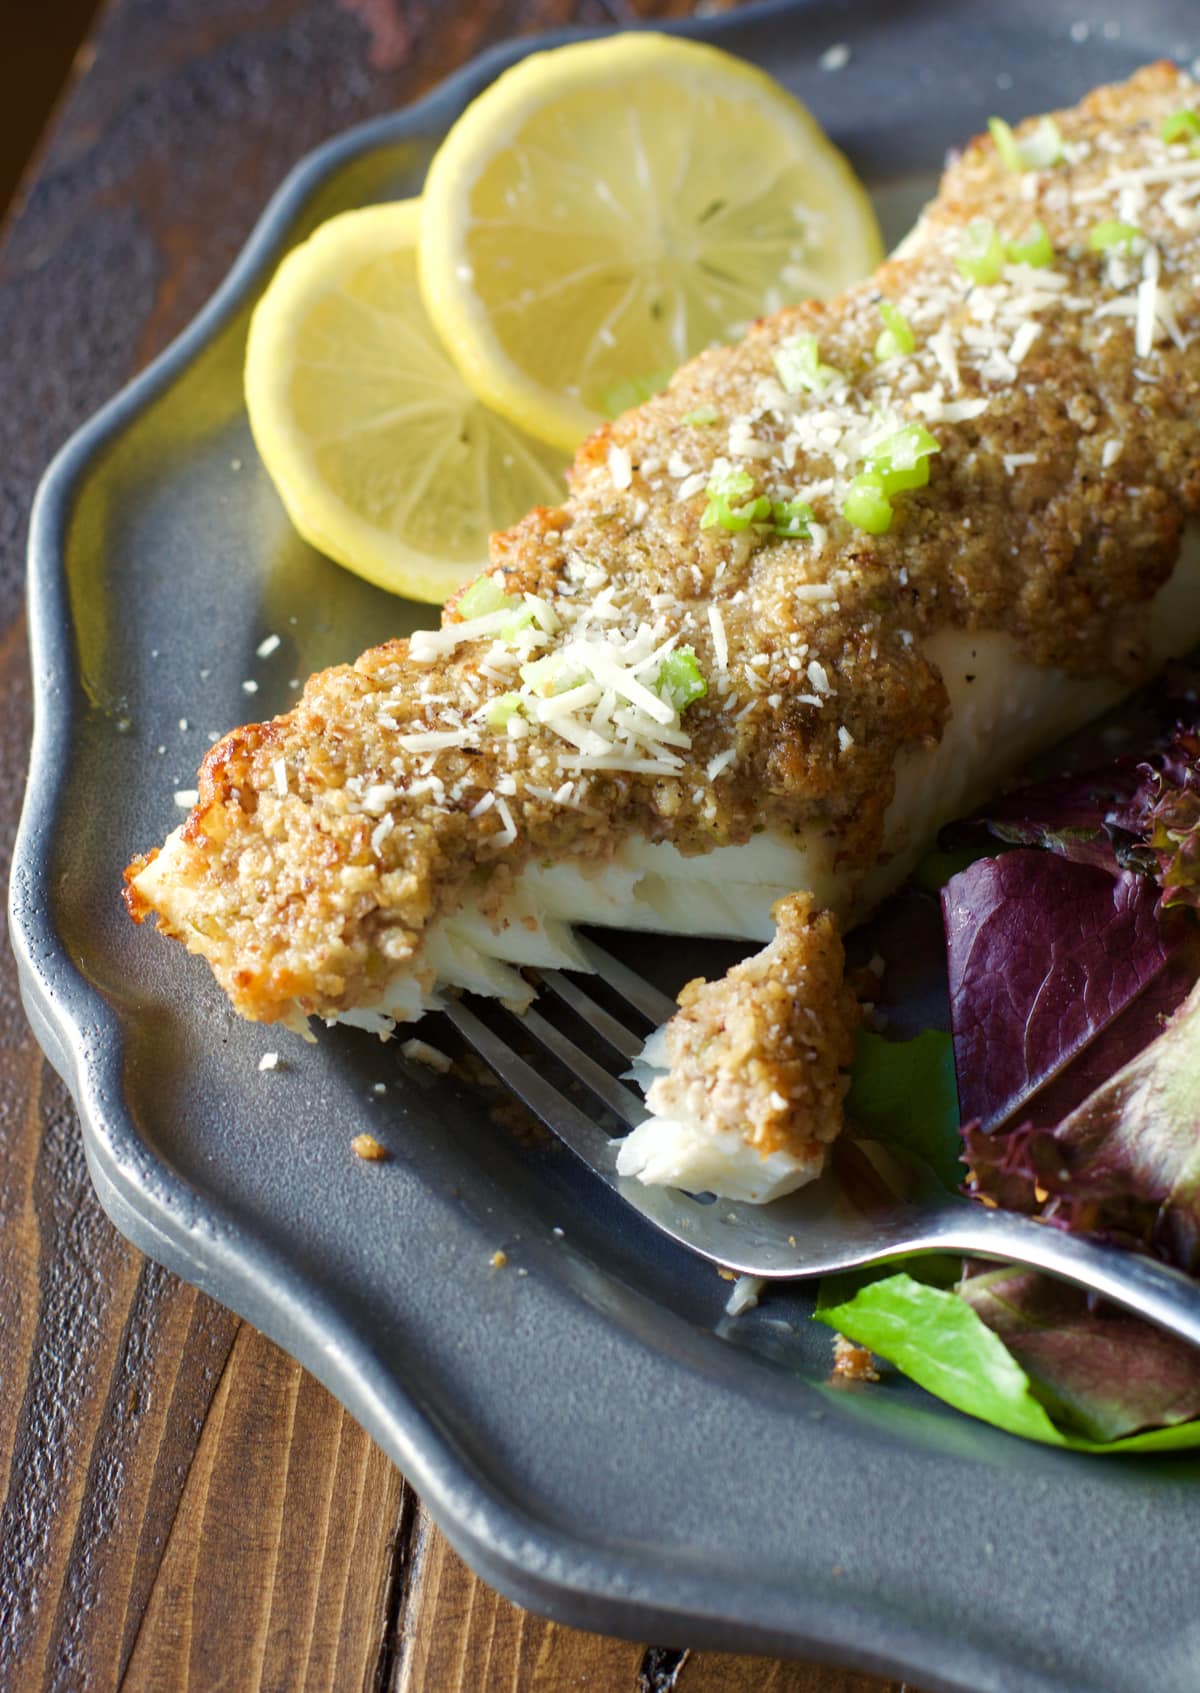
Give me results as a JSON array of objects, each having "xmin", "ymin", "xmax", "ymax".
[
  {"xmin": 962, "ymin": 975, "xmax": 1200, "ymax": 1271},
  {"xmin": 957, "ymin": 1265, "xmax": 1200, "ymax": 1442},
  {"xmin": 1111, "ymin": 725, "xmax": 1200, "ymax": 911},
  {"xmin": 951, "ymin": 763, "xmax": 1136, "ymax": 872},
  {"xmin": 946, "ymin": 709, "xmax": 1200, "ymax": 1273},
  {"xmin": 952, "ymin": 688, "xmax": 1200, "ymax": 895}
]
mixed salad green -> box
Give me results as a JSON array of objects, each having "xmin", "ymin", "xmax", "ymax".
[{"xmin": 824, "ymin": 670, "xmax": 1200, "ymax": 1451}]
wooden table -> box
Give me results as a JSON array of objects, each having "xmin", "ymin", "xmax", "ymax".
[{"xmin": 0, "ymin": 3, "xmax": 925, "ymax": 1687}]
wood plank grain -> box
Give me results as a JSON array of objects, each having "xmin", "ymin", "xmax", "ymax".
[
  {"xmin": 0, "ymin": 681, "xmax": 248, "ymax": 1681},
  {"xmin": 0, "ymin": 2, "xmax": 931, "ymax": 1690},
  {"xmin": 394, "ymin": 1509, "xmax": 913, "ymax": 1693},
  {"xmin": 675, "ymin": 1653, "xmax": 912, "ymax": 1693},
  {"xmin": 0, "ymin": 0, "xmax": 103, "ymax": 221},
  {"xmin": 0, "ymin": 1061, "xmax": 238, "ymax": 1688},
  {"xmin": 120, "ymin": 1324, "xmax": 409, "ymax": 1693}
]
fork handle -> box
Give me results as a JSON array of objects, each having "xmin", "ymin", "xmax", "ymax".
[{"xmin": 921, "ymin": 1204, "xmax": 1200, "ymax": 1349}]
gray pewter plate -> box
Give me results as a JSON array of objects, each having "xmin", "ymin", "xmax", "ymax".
[{"xmin": 12, "ymin": 4, "xmax": 1200, "ymax": 1689}]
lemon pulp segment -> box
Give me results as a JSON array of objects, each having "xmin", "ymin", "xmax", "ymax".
[
  {"xmin": 245, "ymin": 199, "xmax": 567, "ymax": 603},
  {"xmin": 419, "ymin": 34, "xmax": 884, "ymax": 449}
]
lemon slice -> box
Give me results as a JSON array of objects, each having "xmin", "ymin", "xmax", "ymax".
[
  {"xmin": 244, "ymin": 199, "xmax": 568, "ymax": 603},
  {"xmin": 419, "ymin": 34, "xmax": 884, "ymax": 451}
]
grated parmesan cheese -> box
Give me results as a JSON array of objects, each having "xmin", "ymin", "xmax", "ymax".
[
  {"xmin": 396, "ymin": 729, "xmax": 474, "ymax": 754},
  {"xmin": 401, "ymin": 1038, "xmax": 453, "ymax": 1073},
  {"xmin": 1136, "ymin": 242, "xmax": 1161, "ymax": 358},
  {"xmin": 608, "ymin": 445, "xmax": 633, "ymax": 490},
  {"xmin": 725, "ymin": 1274, "xmax": 765, "ymax": 1316},
  {"xmin": 708, "ymin": 605, "xmax": 729, "ymax": 671},
  {"xmin": 491, "ymin": 796, "xmax": 518, "ymax": 849}
]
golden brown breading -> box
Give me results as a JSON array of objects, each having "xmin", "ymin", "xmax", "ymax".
[
  {"xmin": 831, "ymin": 1334, "xmax": 881, "ymax": 1384},
  {"xmin": 643, "ymin": 894, "xmax": 859, "ymax": 1161},
  {"xmin": 129, "ymin": 62, "xmax": 1200, "ymax": 1043}
]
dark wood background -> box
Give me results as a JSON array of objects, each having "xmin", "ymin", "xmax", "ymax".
[{"xmin": 0, "ymin": 3, "xmax": 925, "ymax": 1687}]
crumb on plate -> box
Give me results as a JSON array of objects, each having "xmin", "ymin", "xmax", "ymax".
[{"xmin": 831, "ymin": 1333, "xmax": 880, "ymax": 1383}]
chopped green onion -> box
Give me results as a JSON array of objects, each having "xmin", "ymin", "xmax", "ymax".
[
  {"xmin": 681, "ymin": 404, "xmax": 720, "ymax": 426},
  {"xmin": 518, "ymin": 653, "xmax": 558, "ymax": 690},
  {"xmin": 499, "ymin": 604, "xmax": 537, "ymax": 641},
  {"xmin": 600, "ymin": 369, "xmax": 673, "ymax": 418},
  {"xmin": 842, "ymin": 472, "xmax": 893, "ymax": 536},
  {"xmin": 874, "ymin": 301, "xmax": 915, "ymax": 361},
  {"xmin": 709, "ymin": 467, "xmax": 754, "ymax": 501},
  {"xmin": 955, "ymin": 218, "xmax": 1006, "ymax": 285},
  {"xmin": 1161, "ymin": 109, "xmax": 1200, "ymax": 147},
  {"xmin": 701, "ymin": 492, "xmax": 771, "ymax": 533},
  {"xmin": 863, "ymin": 457, "xmax": 924, "ymax": 495},
  {"xmin": 884, "ymin": 424, "xmax": 944, "ymax": 466},
  {"xmin": 880, "ymin": 459, "xmax": 929, "ymax": 494},
  {"xmin": 988, "ymin": 115, "xmax": 1062, "ymax": 172},
  {"xmin": 700, "ymin": 466, "xmax": 770, "ymax": 532},
  {"xmin": 1005, "ymin": 220, "xmax": 1054, "ymax": 268},
  {"xmin": 485, "ymin": 692, "xmax": 524, "ymax": 729},
  {"xmin": 1018, "ymin": 116, "xmax": 1064, "ymax": 170},
  {"xmin": 865, "ymin": 424, "xmax": 941, "ymax": 494},
  {"xmin": 519, "ymin": 652, "xmax": 581, "ymax": 695},
  {"xmin": 770, "ymin": 499, "xmax": 816, "ymax": 539},
  {"xmin": 773, "ymin": 332, "xmax": 841, "ymax": 395},
  {"xmin": 988, "ymin": 117, "xmax": 1023, "ymax": 172},
  {"xmin": 1089, "ymin": 220, "xmax": 1142, "ymax": 252},
  {"xmin": 456, "ymin": 574, "xmax": 521, "ymax": 620},
  {"xmin": 657, "ymin": 647, "xmax": 707, "ymax": 712}
]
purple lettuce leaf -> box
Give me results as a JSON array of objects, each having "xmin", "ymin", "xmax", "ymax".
[
  {"xmin": 949, "ymin": 764, "xmax": 1138, "ymax": 872},
  {"xmin": 1111, "ymin": 726, "xmax": 1200, "ymax": 911},
  {"xmin": 942, "ymin": 851, "xmax": 1195, "ymax": 1133},
  {"xmin": 963, "ymin": 976, "xmax": 1200, "ymax": 1272},
  {"xmin": 971, "ymin": 942, "xmax": 1199, "ymax": 1152},
  {"xmin": 867, "ymin": 679, "xmax": 1200, "ymax": 1444},
  {"xmin": 948, "ymin": 673, "xmax": 1200, "ymax": 884},
  {"xmin": 958, "ymin": 1265, "xmax": 1200, "ymax": 1441}
]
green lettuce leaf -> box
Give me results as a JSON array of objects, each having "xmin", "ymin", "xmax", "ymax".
[
  {"xmin": 912, "ymin": 844, "xmax": 987, "ymax": 893},
  {"xmin": 815, "ymin": 1269, "xmax": 1200, "ymax": 1453},
  {"xmin": 845, "ymin": 1028, "xmax": 962, "ymax": 1188}
]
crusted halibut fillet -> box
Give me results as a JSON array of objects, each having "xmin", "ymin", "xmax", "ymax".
[{"xmin": 128, "ymin": 63, "xmax": 1200, "ymax": 1201}]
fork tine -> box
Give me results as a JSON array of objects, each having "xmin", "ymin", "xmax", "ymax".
[
  {"xmin": 533, "ymin": 970, "xmax": 643, "ymax": 1061},
  {"xmin": 517, "ymin": 1005, "xmax": 646, "ymax": 1128},
  {"xmin": 574, "ymin": 937, "xmax": 678, "ymax": 1025},
  {"xmin": 442, "ymin": 1000, "xmax": 618, "ymax": 1174}
]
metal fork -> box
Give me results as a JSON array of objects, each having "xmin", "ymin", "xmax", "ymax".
[{"xmin": 442, "ymin": 937, "xmax": 1200, "ymax": 1348}]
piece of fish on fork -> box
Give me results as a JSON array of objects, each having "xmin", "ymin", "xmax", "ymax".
[{"xmin": 443, "ymin": 939, "xmax": 1200, "ymax": 1351}]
